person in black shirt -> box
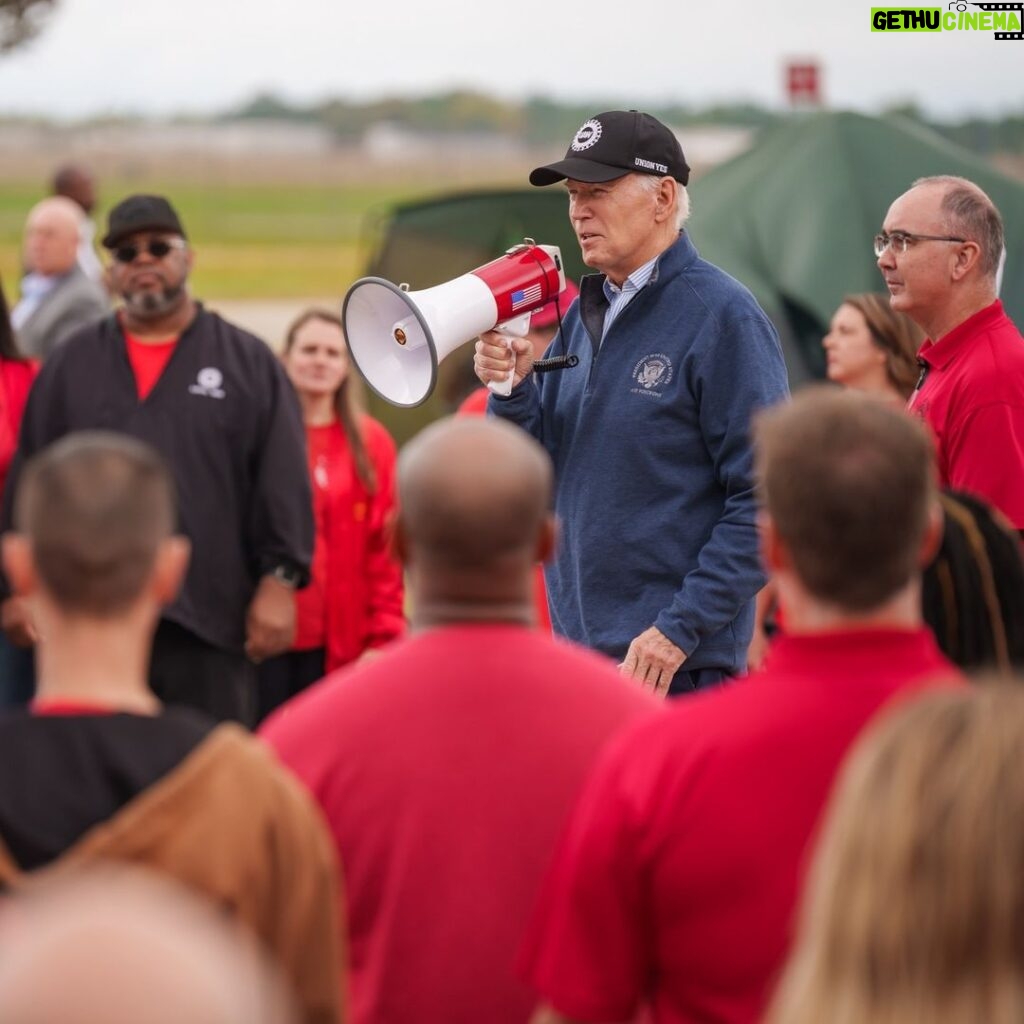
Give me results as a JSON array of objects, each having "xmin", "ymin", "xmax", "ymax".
[{"xmin": 0, "ymin": 195, "xmax": 313, "ymax": 724}]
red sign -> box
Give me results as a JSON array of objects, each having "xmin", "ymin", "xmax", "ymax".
[{"xmin": 786, "ymin": 63, "xmax": 821, "ymax": 106}]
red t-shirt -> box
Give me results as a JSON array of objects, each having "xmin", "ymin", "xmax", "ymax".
[
  {"xmin": 124, "ymin": 332, "xmax": 178, "ymax": 400},
  {"xmin": 908, "ymin": 300, "xmax": 1024, "ymax": 527},
  {"xmin": 261, "ymin": 624, "xmax": 656, "ymax": 1024},
  {"xmin": 456, "ymin": 387, "xmax": 490, "ymax": 416},
  {"xmin": 293, "ymin": 423, "xmax": 336, "ymax": 649},
  {"xmin": 520, "ymin": 628, "xmax": 960, "ymax": 1024}
]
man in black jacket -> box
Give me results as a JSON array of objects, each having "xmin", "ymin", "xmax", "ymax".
[{"xmin": 0, "ymin": 194, "xmax": 313, "ymax": 724}]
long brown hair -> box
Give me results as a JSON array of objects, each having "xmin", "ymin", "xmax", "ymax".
[
  {"xmin": 768, "ymin": 685, "xmax": 1024, "ymax": 1024},
  {"xmin": 283, "ymin": 309, "xmax": 377, "ymax": 493},
  {"xmin": 841, "ymin": 292, "xmax": 924, "ymax": 399}
]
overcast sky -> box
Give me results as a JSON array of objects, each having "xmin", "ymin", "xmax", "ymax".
[{"xmin": 0, "ymin": 0, "xmax": 1020, "ymax": 121}]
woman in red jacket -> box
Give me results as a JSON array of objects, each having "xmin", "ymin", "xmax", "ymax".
[
  {"xmin": 257, "ymin": 308, "xmax": 404, "ymax": 721},
  {"xmin": 0, "ymin": 275, "xmax": 39, "ymax": 709},
  {"xmin": 0, "ymin": 276, "xmax": 38, "ymax": 498}
]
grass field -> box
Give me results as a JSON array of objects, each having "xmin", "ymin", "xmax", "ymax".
[{"xmin": 0, "ymin": 174, "xmax": 511, "ymax": 300}]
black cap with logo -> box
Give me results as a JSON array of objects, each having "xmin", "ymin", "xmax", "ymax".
[
  {"xmin": 529, "ymin": 110, "xmax": 690, "ymax": 187},
  {"xmin": 102, "ymin": 194, "xmax": 187, "ymax": 249}
]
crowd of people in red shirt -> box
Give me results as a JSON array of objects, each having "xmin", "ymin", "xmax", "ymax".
[{"xmin": 0, "ymin": 148, "xmax": 1023, "ymax": 1024}]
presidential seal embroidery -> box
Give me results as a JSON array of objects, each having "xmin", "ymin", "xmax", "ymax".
[{"xmin": 632, "ymin": 354, "xmax": 673, "ymax": 396}]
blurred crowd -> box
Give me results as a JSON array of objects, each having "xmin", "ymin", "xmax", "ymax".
[{"xmin": 0, "ymin": 113, "xmax": 1023, "ymax": 1024}]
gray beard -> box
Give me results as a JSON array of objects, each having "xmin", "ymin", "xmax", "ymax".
[{"xmin": 124, "ymin": 281, "xmax": 187, "ymax": 319}]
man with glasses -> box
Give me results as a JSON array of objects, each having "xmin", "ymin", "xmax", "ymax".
[
  {"xmin": 0, "ymin": 194, "xmax": 313, "ymax": 723},
  {"xmin": 877, "ymin": 175, "xmax": 1024, "ymax": 531}
]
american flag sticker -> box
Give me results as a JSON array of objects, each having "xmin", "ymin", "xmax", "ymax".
[{"xmin": 511, "ymin": 284, "xmax": 544, "ymax": 311}]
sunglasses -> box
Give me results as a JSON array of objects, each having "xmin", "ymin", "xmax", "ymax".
[{"xmin": 111, "ymin": 238, "xmax": 187, "ymax": 264}]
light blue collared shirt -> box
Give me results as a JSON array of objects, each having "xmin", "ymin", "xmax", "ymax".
[
  {"xmin": 11, "ymin": 273, "xmax": 59, "ymax": 330},
  {"xmin": 601, "ymin": 254, "xmax": 660, "ymax": 342}
]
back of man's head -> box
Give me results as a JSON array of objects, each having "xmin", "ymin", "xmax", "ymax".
[
  {"xmin": 0, "ymin": 868, "xmax": 296, "ymax": 1024},
  {"xmin": 755, "ymin": 387, "xmax": 935, "ymax": 612},
  {"xmin": 912, "ymin": 175, "xmax": 1004, "ymax": 282},
  {"xmin": 14, "ymin": 432, "xmax": 176, "ymax": 617},
  {"xmin": 397, "ymin": 417, "xmax": 552, "ymax": 580},
  {"xmin": 52, "ymin": 163, "xmax": 97, "ymax": 216}
]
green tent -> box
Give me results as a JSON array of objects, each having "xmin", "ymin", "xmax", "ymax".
[
  {"xmin": 687, "ymin": 110, "xmax": 1024, "ymax": 383},
  {"xmin": 364, "ymin": 188, "xmax": 586, "ymax": 287}
]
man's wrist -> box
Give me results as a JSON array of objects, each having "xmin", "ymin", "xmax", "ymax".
[{"xmin": 267, "ymin": 564, "xmax": 303, "ymax": 589}]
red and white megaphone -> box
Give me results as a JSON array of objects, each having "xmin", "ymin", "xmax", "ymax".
[{"xmin": 342, "ymin": 240, "xmax": 566, "ymax": 408}]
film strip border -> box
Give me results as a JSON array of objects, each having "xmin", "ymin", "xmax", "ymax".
[{"xmin": 973, "ymin": 1, "xmax": 1024, "ymax": 38}]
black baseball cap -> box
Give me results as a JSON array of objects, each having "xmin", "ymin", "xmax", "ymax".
[
  {"xmin": 102, "ymin": 194, "xmax": 187, "ymax": 249},
  {"xmin": 530, "ymin": 110, "xmax": 690, "ymax": 187}
]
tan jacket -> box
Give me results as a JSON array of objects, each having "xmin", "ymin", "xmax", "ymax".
[{"xmin": 0, "ymin": 725, "xmax": 345, "ymax": 1024}]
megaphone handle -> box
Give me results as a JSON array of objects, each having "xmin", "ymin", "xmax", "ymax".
[{"xmin": 487, "ymin": 314, "xmax": 531, "ymax": 397}]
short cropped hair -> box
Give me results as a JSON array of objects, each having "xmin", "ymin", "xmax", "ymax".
[
  {"xmin": 913, "ymin": 174, "xmax": 1004, "ymax": 279},
  {"xmin": 14, "ymin": 432, "xmax": 176, "ymax": 616},
  {"xmin": 754, "ymin": 386, "xmax": 935, "ymax": 611}
]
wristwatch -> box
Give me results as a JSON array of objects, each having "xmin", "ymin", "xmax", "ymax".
[{"xmin": 270, "ymin": 564, "xmax": 303, "ymax": 589}]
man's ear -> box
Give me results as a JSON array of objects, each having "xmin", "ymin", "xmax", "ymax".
[
  {"xmin": 151, "ymin": 535, "xmax": 191, "ymax": 605},
  {"xmin": 534, "ymin": 513, "xmax": 558, "ymax": 565},
  {"xmin": 390, "ymin": 513, "xmax": 409, "ymax": 568},
  {"xmin": 759, "ymin": 511, "xmax": 790, "ymax": 574},
  {"xmin": 653, "ymin": 175, "xmax": 677, "ymax": 224},
  {"xmin": 950, "ymin": 241, "xmax": 982, "ymax": 282},
  {"xmin": 1, "ymin": 533, "xmax": 36, "ymax": 597}
]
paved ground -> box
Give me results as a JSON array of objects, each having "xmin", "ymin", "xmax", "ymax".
[{"xmin": 206, "ymin": 297, "xmax": 341, "ymax": 352}]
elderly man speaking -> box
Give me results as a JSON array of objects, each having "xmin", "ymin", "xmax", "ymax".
[{"xmin": 475, "ymin": 110, "xmax": 789, "ymax": 695}]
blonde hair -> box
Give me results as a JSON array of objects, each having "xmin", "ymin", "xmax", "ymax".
[{"xmin": 768, "ymin": 684, "xmax": 1024, "ymax": 1024}]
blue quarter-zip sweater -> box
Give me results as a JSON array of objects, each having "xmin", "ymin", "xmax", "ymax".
[{"xmin": 490, "ymin": 232, "xmax": 790, "ymax": 673}]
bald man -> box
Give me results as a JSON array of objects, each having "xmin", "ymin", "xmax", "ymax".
[
  {"xmin": 12, "ymin": 196, "xmax": 107, "ymax": 359},
  {"xmin": 877, "ymin": 175, "xmax": 1024, "ymax": 529},
  {"xmin": 262, "ymin": 417, "xmax": 656, "ymax": 1024},
  {"xmin": 0, "ymin": 869, "xmax": 297, "ymax": 1024}
]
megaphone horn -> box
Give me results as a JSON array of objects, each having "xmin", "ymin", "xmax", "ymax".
[{"xmin": 342, "ymin": 240, "xmax": 566, "ymax": 408}]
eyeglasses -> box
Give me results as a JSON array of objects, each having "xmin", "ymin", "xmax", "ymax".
[
  {"xmin": 111, "ymin": 238, "xmax": 187, "ymax": 264},
  {"xmin": 873, "ymin": 231, "xmax": 966, "ymax": 258}
]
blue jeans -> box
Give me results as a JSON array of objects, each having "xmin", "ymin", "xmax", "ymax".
[{"xmin": 668, "ymin": 666, "xmax": 731, "ymax": 697}]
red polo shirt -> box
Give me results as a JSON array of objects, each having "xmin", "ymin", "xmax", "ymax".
[
  {"xmin": 520, "ymin": 628, "xmax": 960, "ymax": 1024},
  {"xmin": 908, "ymin": 300, "xmax": 1024, "ymax": 527}
]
